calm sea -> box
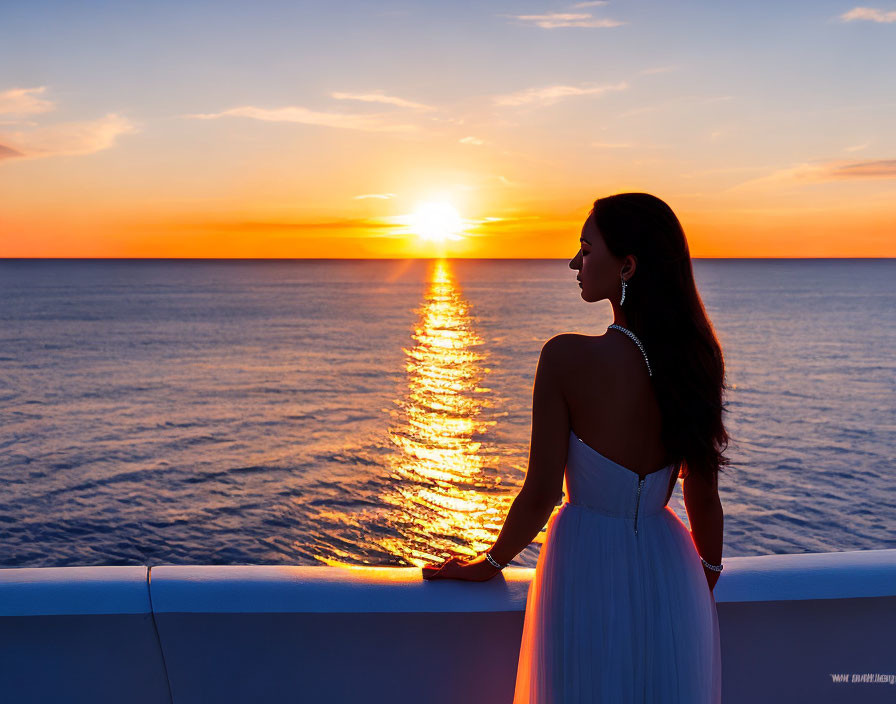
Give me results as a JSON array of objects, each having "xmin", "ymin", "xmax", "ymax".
[{"xmin": 0, "ymin": 258, "xmax": 893, "ymax": 568}]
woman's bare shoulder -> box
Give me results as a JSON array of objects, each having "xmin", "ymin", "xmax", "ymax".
[{"xmin": 542, "ymin": 333, "xmax": 610, "ymax": 369}]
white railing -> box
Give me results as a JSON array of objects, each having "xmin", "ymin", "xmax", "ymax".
[{"xmin": 1, "ymin": 549, "xmax": 894, "ymax": 703}]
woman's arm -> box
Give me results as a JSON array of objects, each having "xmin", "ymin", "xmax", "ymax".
[
  {"xmin": 486, "ymin": 336, "xmax": 571, "ymax": 566},
  {"xmin": 682, "ymin": 471, "xmax": 724, "ymax": 592}
]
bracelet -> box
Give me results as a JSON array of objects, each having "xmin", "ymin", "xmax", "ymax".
[
  {"xmin": 485, "ymin": 551, "xmax": 508, "ymax": 570},
  {"xmin": 700, "ymin": 556, "xmax": 724, "ymax": 572}
]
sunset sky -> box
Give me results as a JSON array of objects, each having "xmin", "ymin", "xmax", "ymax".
[{"xmin": 1, "ymin": 1, "xmax": 894, "ymax": 258}]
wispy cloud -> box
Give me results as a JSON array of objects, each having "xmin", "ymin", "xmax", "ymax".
[
  {"xmin": 0, "ymin": 143, "xmax": 25, "ymax": 159},
  {"xmin": 183, "ymin": 105, "xmax": 422, "ymax": 133},
  {"xmin": 830, "ymin": 159, "xmax": 896, "ymax": 176},
  {"xmin": 591, "ymin": 141, "xmax": 634, "ymax": 148},
  {"xmin": 0, "ymin": 113, "xmax": 138, "ymax": 161},
  {"xmin": 844, "ymin": 142, "xmax": 870, "ymax": 152},
  {"xmin": 330, "ymin": 91, "xmax": 434, "ymax": 110},
  {"xmin": 839, "ymin": 7, "xmax": 896, "ymax": 23},
  {"xmin": 459, "ymin": 136, "xmax": 485, "ymax": 145},
  {"xmin": 570, "ymin": 1, "xmax": 609, "ymax": 8},
  {"xmin": 463, "ymin": 214, "xmax": 544, "ymax": 236},
  {"xmin": 728, "ymin": 158, "xmax": 896, "ymax": 190},
  {"xmin": 0, "ymin": 86, "xmax": 55, "ymax": 116},
  {"xmin": 503, "ymin": 12, "xmax": 625, "ymax": 29},
  {"xmin": 494, "ymin": 81, "xmax": 627, "ymax": 107},
  {"xmin": 353, "ymin": 193, "xmax": 397, "ymax": 200}
]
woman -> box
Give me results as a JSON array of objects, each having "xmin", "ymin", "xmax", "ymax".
[{"xmin": 422, "ymin": 193, "xmax": 727, "ymax": 702}]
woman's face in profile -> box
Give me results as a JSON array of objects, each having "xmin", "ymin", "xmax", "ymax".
[{"xmin": 569, "ymin": 213, "xmax": 618, "ymax": 304}]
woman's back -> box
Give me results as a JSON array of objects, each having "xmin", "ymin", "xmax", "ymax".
[{"xmin": 559, "ymin": 331, "xmax": 666, "ymax": 475}]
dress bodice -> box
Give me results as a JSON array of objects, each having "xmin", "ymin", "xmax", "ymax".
[{"xmin": 564, "ymin": 429, "xmax": 677, "ymax": 530}]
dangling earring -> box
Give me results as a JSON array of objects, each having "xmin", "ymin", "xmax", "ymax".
[{"xmin": 620, "ymin": 274, "xmax": 627, "ymax": 305}]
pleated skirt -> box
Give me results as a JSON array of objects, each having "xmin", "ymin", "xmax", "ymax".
[{"xmin": 512, "ymin": 502, "xmax": 722, "ymax": 703}]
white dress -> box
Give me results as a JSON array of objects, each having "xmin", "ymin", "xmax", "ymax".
[{"xmin": 513, "ymin": 429, "xmax": 722, "ymax": 703}]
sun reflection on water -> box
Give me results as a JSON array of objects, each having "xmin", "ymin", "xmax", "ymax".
[
  {"xmin": 311, "ymin": 259, "xmax": 515, "ymax": 568},
  {"xmin": 380, "ymin": 259, "xmax": 510, "ymax": 566}
]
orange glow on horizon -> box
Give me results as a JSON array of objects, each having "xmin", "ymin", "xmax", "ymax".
[{"xmin": 2, "ymin": 205, "xmax": 892, "ymax": 258}]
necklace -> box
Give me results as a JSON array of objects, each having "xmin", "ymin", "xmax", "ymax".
[{"xmin": 607, "ymin": 324, "xmax": 653, "ymax": 377}]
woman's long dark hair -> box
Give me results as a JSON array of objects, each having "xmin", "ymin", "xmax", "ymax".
[{"xmin": 591, "ymin": 193, "xmax": 730, "ymax": 485}]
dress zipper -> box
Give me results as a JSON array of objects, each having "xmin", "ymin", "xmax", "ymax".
[{"xmin": 634, "ymin": 477, "xmax": 645, "ymax": 535}]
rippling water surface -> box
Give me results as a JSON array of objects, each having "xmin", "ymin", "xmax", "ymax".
[{"xmin": 0, "ymin": 258, "xmax": 893, "ymax": 568}]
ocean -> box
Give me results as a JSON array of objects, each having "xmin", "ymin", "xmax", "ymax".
[{"xmin": 0, "ymin": 258, "xmax": 893, "ymax": 568}]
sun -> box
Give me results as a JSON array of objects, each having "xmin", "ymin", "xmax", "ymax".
[{"xmin": 408, "ymin": 201, "xmax": 465, "ymax": 243}]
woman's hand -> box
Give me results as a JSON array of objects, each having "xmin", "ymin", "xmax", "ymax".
[{"xmin": 421, "ymin": 553, "xmax": 503, "ymax": 582}]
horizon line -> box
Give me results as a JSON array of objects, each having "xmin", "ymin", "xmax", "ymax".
[{"xmin": 1, "ymin": 256, "xmax": 893, "ymax": 262}]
